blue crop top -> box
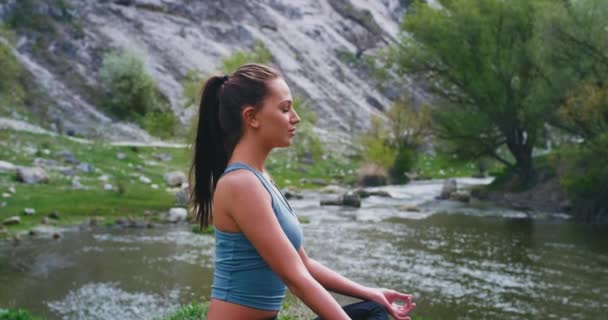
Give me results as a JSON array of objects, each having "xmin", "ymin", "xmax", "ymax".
[{"xmin": 210, "ymin": 162, "xmax": 304, "ymax": 311}]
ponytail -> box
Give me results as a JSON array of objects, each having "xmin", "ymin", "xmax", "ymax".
[
  {"xmin": 189, "ymin": 64, "xmax": 281, "ymax": 230},
  {"xmin": 189, "ymin": 75, "xmax": 228, "ymax": 230}
]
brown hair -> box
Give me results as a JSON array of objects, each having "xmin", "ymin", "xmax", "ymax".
[{"xmin": 189, "ymin": 63, "xmax": 281, "ymax": 229}]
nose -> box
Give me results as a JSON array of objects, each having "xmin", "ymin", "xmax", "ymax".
[{"xmin": 291, "ymin": 109, "xmax": 301, "ymax": 124}]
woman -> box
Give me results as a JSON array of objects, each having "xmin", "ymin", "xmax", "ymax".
[{"xmin": 189, "ymin": 63, "xmax": 415, "ymax": 320}]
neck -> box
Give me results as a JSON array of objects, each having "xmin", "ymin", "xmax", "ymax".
[{"xmin": 228, "ymin": 135, "xmax": 272, "ymax": 172}]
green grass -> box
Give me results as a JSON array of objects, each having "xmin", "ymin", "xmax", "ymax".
[
  {"xmin": 0, "ymin": 309, "xmax": 42, "ymax": 320},
  {"xmin": 413, "ymin": 154, "xmax": 499, "ymax": 179},
  {"xmin": 0, "ymin": 129, "xmax": 189, "ymax": 235}
]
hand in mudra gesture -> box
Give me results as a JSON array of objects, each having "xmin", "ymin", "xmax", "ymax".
[{"xmin": 369, "ymin": 287, "xmax": 416, "ymax": 320}]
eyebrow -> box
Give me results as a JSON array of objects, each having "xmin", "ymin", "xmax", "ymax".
[{"xmin": 279, "ymin": 100, "xmax": 292, "ymax": 107}]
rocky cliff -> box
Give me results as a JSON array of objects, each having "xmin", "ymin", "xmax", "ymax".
[{"xmin": 0, "ymin": 0, "xmax": 410, "ymax": 142}]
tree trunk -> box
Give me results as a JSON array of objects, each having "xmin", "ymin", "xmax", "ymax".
[{"xmin": 506, "ymin": 128, "xmax": 535, "ymax": 183}]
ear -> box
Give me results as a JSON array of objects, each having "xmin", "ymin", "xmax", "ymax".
[{"xmin": 242, "ymin": 105, "xmax": 260, "ymax": 129}]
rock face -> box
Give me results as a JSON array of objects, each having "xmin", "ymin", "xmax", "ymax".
[
  {"xmin": 0, "ymin": 0, "xmax": 421, "ymax": 141},
  {"xmin": 16, "ymin": 167, "xmax": 50, "ymax": 184}
]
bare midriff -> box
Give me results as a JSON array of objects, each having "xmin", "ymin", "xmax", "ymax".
[{"xmin": 207, "ymin": 298, "xmax": 279, "ymax": 320}]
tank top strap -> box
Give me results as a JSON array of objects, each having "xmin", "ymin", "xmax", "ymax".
[{"xmin": 221, "ymin": 162, "xmax": 275, "ymax": 198}]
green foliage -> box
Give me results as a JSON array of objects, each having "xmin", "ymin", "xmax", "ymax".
[
  {"xmin": 290, "ymin": 97, "xmax": 324, "ymax": 161},
  {"xmin": 389, "ymin": 148, "xmax": 416, "ymax": 184},
  {"xmin": 157, "ymin": 302, "xmax": 208, "ymax": 320},
  {"xmin": 359, "ymin": 100, "xmax": 430, "ymax": 183},
  {"xmin": 140, "ymin": 112, "xmax": 179, "ymax": 139},
  {"xmin": 0, "ymin": 309, "xmax": 42, "ymax": 320},
  {"xmin": 221, "ymin": 40, "xmax": 272, "ymax": 74},
  {"xmin": 384, "ymin": 0, "xmax": 553, "ymax": 181},
  {"xmin": 99, "ymin": 50, "xmax": 168, "ymax": 121},
  {"xmin": 559, "ymin": 137, "xmax": 608, "ymax": 223},
  {"xmin": 0, "ymin": 40, "xmax": 25, "ymax": 112},
  {"xmin": 359, "ymin": 115, "xmax": 397, "ymax": 169}
]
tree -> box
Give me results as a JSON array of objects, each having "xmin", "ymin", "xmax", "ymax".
[{"xmin": 382, "ymin": 0, "xmax": 553, "ymax": 182}]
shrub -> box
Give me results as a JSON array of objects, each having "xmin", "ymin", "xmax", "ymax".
[
  {"xmin": 221, "ymin": 40, "xmax": 272, "ymax": 74},
  {"xmin": 0, "ymin": 309, "xmax": 42, "ymax": 320},
  {"xmin": 140, "ymin": 111, "xmax": 178, "ymax": 139},
  {"xmin": 99, "ymin": 50, "xmax": 167, "ymax": 121}
]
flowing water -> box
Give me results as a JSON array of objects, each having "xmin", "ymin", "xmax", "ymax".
[{"xmin": 1, "ymin": 177, "xmax": 607, "ymax": 319}]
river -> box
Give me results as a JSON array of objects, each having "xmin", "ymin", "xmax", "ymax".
[{"xmin": 1, "ymin": 177, "xmax": 607, "ymax": 319}]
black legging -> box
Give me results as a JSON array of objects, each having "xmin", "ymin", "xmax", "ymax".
[{"xmin": 268, "ymin": 300, "xmax": 389, "ymax": 320}]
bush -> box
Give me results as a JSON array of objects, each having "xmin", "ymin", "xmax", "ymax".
[
  {"xmin": 560, "ymin": 136, "xmax": 608, "ymax": 223},
  {"xmin": 221, "ymin": 40, "xmax": 272, "ymax": 74},
  {"xmin": 99, "ymin": 50, "xmax": 168, "ymax": 121},
  {"xmin": 291, "ymin": 98, "xmax": 324, "ymax": 161},
  {"xmin": 389, "ymin": 148, "xmax": 416, "ymax": 184},
  {"xmin": 0, "ymin": 309, "xmax": 42, "ymax": 320},
  {"xmin": 0, "ymin": 41, "xmax": 24, "ymax": 109},
  {"xmin": 140, "ymin": 111, "xmax": 178, "ymax": 139}
]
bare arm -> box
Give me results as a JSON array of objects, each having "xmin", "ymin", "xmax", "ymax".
[
  {"xmin": 298, "ymin": 248, "xmax": 416, "ymax": 320},
  {"xmin": 218, "ymin": 171, "xmax": 350, "ymax": 319}
]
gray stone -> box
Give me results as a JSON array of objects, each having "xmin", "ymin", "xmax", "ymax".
[
  {"xmin": 33, "ymin": 158, "xmax": 60, "ymax": 167},
  {"xmin": 282, "ymin": 188, "xmax": 303, "ymax": 200},
  {"xmin": 103, "ymin": 183, "xmax": 114, "ymax": 191},
  {"xmin": 23, "ymin": 208, "xmax": 36, "ymax": 215},
  {"xmin": 117, "ymin": 152, "xmax": 127, "ymax": 160},
  {"xmin": 175, "ymin": 186, "xmax": 190, "ymax": 206},
  {"xmin": 76, "ymin": 162, "xmax": 94, "ymax": 173},
  {"xmin": 72, "ymin": 177, "xmax": 84, "ymax": 189},
  {"xmin": 354, "ymin": 188, "xmax": 391, "ymax": 198},
  {"xmin": 49, "ymin": 211, "xmax": 60, "ymax": 220},
  {"xmin": 57, "ymin": 149, "xmax": 79, "ymax": 164},
  {"xmin": 8, "ymin": 186, "xmax": 15, "ymax": 194},
  {"xmin": 28, "ymin": 226, "xmax": 63, "ymax": 239},
  {"xmin": 154, "ymin": 153, "xmax": 172, "ymax": 162},
  {"xmin": 164, "ymin": 171, "xmax": 187, "ymax": 187},
  {"xmin": 3, "ymin": 216, "xmax": 20, "ymax": 225},
  {"xmin": 449, "ymin": 191, "xmax": 471, "ymax": 203},
  {"xmin": 320, "ymin": 192, "xmax": 361, "ymax": 208},
  {"xmin": 438, "ymin": 179, "xmax": 458, "ymax": 200},
  {"xmin": 165, "ymin": 207, "xmax": 188, "ymax": 223},
  {"xmin": 2, "ymin": 193, "xmax": 10, "ymax": 198},
  {"xmin": 0, "ymin": 160, "xmax": 16, "ymax": 172},
  {"xmin": 299, "ymin": 178, "xmax": 328, "ymax": 186},
  {"xmin": 16, "ymin": 167, "xmax": 50, "ymax": 184},
  {"xmin": 139, "ymin": 175, "xmax": 151, "ymax": 184}
]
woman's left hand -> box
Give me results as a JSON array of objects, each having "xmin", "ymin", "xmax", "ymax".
[{"xmin": 368, "ymin": 287, "xmax": 416, "ymax": 320}]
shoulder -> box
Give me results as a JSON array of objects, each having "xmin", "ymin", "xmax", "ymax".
[{"xmin": 215, "ymin": 169, "xmax": 271, "ymax": 206}]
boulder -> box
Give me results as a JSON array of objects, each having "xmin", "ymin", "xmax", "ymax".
[
  {"xmin": 57, "ymin": 149, "xmax": 79, "ymax": 164},
  {"xmin": 139, "ymin": 175, "xmax": 151, "ymax": 184},
  {"xmin": 282, "ymin": 188, "xmax": 303, "ymax": 200},
  {"xmin": 399, "ymin": 205, "xmax": 420, "ymax": 212},
  {"xmin": 23, "ymin": 208, "xmax": 36, "ymax": 215},
  {"xmin": 3, "ymin": 216, "xmax": 20, "ymax": 225},
  {"xmin": 357, "ymin": 163, "xmax": 388, "ymax": 187},
  {"xmin": 449, "ymin": 191, "xmax": 471, "ymax": 203},
  {"xmin": 76, "ymin": 162, "xmax": 94, "ymax": 173},
  {"xmin": 49, "ymin": 210, "xmax": 61, "ymax": 220},
  {"xmin": 154, "ymin": 153, "xmax": 172, "ymax": 162},
  {"xmin": 175, "ymin": 185, "xmax": 190, "ymax": 206},
  {"xmin": 116, "ymin": 152, "xmax": 127, "ymax": 160},
  {"xmin": 165, "ymin": 207, "xmax": 188, "ymax": 223},
  {"xmin": 103, "ymin": 183, "xmax": 114, "ymax": 191},
  {"xmin": 353, "ymin": 188, "xmax": 392, "ymax": 198},
  {"xmin": 438, "ymin": 179, "xmax": 458, "ymax": 199},
  {"xmin": 164, "ymin": 171, "xmax": 187, "ymax": 187},
  {"xmin": 0, "ymin": 160, "xmax": 16, "ymax": 172},
  {"xmin": 320, "ymin": 192, "xmax": 361, "ymax": 208},
  {"xmin": 16, "ymin": 167, "xmax": 50, "ymax": 184}
]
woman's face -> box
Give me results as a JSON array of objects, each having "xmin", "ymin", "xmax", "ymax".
[{"xmin": 253, "ymin": 78, "xmax": 301, "ymax": 148}]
